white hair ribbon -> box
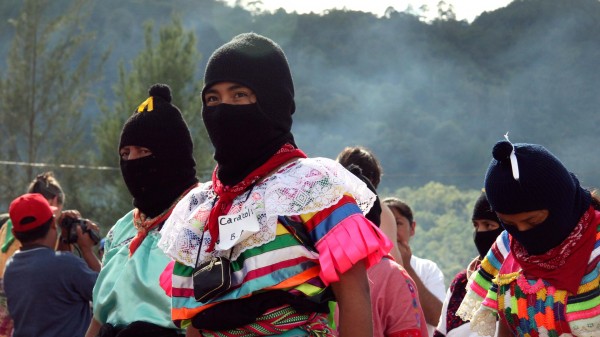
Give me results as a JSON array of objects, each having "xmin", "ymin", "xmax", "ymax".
[{"xmin": 504, "ymin": 132, "xmax": 519, "ymax": 181}]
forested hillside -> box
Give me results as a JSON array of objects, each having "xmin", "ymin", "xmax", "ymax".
[{"xmin": 1, "ymin": 0, "xmax": 598, "ymax": 282}]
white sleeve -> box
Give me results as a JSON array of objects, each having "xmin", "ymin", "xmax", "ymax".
[
  {"xmin": 436, "ymin": 287, "xmax": 452, "ymax": 335},
  {"xmin": 412, "ymin": 256, "xmax": 446, "ymax": 301},
  {"xmin": 429, "ymin": 263, "xmax": 447, "ymax": 301}
]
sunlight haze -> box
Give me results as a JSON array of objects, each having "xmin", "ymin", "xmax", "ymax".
[{"xmin": 224, "ymin": 0, "xmax": 513, "ymax": 22}]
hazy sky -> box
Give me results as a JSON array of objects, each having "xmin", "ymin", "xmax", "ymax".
[{"xmin": 224, "ymin": 0, "xmax": 513, "ymax": 22}]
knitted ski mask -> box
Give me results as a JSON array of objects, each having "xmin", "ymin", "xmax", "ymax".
[
  {"xmin": 471, "ymin": 191, "xmax": 503, "ymax": 259},
  {"xmin": 119, "ymin": 84, "xmax": 198, "ymax": 218},
  {"xmin": 201, "ymin": 33, "xmax": 296, "ymax": 186},
  {"xmin": 484, "ymin": 140, "xmax": 590, "ymax": 255}
]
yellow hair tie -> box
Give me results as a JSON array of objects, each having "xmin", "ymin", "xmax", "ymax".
[{"xmin": 137, "ymin": 97, "xmax": 154, "ymax": 113}]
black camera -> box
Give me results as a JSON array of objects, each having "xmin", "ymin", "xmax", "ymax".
[{"xmin": 60, "ymin": 217, "xmax": 101, "ymax": 245}]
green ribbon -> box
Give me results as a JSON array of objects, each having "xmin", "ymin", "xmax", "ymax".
[{"xmin": 1, "ymin": 220, "xmax": 15, "ymax": 253}]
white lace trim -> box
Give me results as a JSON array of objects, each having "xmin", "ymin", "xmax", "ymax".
[
  {"xmin": 456, "ymin": 288, "xmax": 482, "ymax": 322},
  {"xmin": 468, "ymin": 306, "xmax": 498, "ymax": 337},
  {"xmin": 457, "ymin": 268, "xmax": 486, "ymax": 322},
  {"xmin": 569, "ymin": 316, "xmax": 600, "ymax": 337},
  {"xmin": 158, "ymin": 157, "xmax": 376, "ymax": 267},
  {"xmin": 456, "ymin": 272, "xmax": 498, "ymax": 336}
]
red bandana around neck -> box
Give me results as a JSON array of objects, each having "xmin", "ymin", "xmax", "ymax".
[
  {"xmin": 129, "ymin": 183, "xmax": 198, "ymax": 256},
  {"xmin": 511, "ymin": 206, "xmax": 598, "ymax": 294},
  {"xmin": 206, "ymin": 143, "xmax": 307, "ymax": 251}
]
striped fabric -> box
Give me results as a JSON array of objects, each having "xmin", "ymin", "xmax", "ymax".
[
  {"xmin": 168, "ymin": 195, "xmax": 387, "ymax": 334},
  {"xmin": 200, "ymin": 306, "xmax": 332, "ymax": 337},
  {"xmin": 459, "ymin": 221, "xmax": 600, "ymax": 337},
  {"xmin": 301, "ymin": 195, "xmax": 359, "ymax": 241}
]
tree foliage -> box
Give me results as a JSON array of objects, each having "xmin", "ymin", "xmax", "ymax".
[
  {"xmin": 0, "ymin": 0, "xmax": 106, "ymax": 218},
  {"xmin": 382, "ymin": 182, "xmax": 481, "ymax": 285}
]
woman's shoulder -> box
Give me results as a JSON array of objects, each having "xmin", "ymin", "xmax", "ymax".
[
  {"xmin": 485, "ymin": 230, "xmax": 511, "ymax": 260},
  {"xmin": 291, "ymin": 156, "xmax": 342, "ymax": 169},
  {"xmin": 273, "ymin": 157, "xmax": 355, "ymax": 178},
  {"xmin": 262, "ymin": 157, "xmax": 376, "ymax": 215},
  {"xmin": 107, "ymin": 210, "xmax": 135, "ymax": 234},
  {"xmin": 184, "ymin": 181, "xmax": 214, "ymax": 198},
  {"xmin": 167, "ymin": 182, "xmax": 216, "ymax": 222},
  {"xmin": 104, "ymin": 210, "xmax": 135, "ymax": 246}
]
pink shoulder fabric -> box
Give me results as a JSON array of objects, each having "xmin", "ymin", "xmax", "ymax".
[
  {"xmin": 160, "ymin": 260, "xmax": 175, "ymax": 297},
  {"xmin": 316, "ymin": 213, "xmax": 392, "ymax": 285}
]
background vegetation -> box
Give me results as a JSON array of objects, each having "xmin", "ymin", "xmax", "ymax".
[{"xmin": 1, "ymin": 0, "xmax": 598, "ymax": 284}]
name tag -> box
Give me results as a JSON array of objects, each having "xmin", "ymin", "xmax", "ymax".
[{"xmin": 216, "ymin": 204, "xmax": 260, "ymax": 250}]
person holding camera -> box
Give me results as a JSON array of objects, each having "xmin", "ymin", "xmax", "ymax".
[
  {"xmin": 85, "ymin": 84, "xmax": 199, "ymax": 337},
  {"xmin": 0, "ymin": 171, "xmax": 100, "ymax": 337},
  {"xmin": 59, "ymin": 213, "xmax": 102, "ymax": 249},
  {"xmin": 0, "ymin": 172, "xmax": 100, "ymax": 271},
  {"xmin": 4, "ymin": 193, "xmax": 100, "ymax": 337}
]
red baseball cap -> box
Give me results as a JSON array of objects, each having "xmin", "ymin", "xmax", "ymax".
[{"xmin": 9, "ymin": 193, "xmax": 57, "ymax": 233}]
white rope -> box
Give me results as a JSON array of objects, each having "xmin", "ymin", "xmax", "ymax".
[{"xmin": 0, "ymin": 160, "xmax": 119, "ymax": 171}]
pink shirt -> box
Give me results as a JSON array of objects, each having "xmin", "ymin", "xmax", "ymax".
[{"xmin": 336, "ymin": 257, "xmax": 428, "ymax": 337}]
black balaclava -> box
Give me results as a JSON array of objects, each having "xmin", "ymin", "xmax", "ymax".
[
  {"xmin": 201, "ymin": 32, "xmax": 296, "ymax": 186},
  {"xmin": 484, "ymin": 140, "xmax": 591, "ymax": 255},
  {"xmin": 471, "ymin": 191, "xmax": 503, "ymax": 259},
  {"xmin": 119, "ymin": 84, "xmax": 198, "ymax": 218}
]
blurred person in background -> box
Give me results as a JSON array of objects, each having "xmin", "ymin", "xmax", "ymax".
[
  {"xmin": 384, "ymin": 197, "xmax": 445, "ymax": 337},
  {"xmin": 336, "ymin": 146, "xmax": 402, "ymax": 263},
  {"xmin": 337, "ymin": 146, "xmax": 428, "ymax": 337},
  {"xmin": 98, "ymin": 238, "xmax": 106, "ymax": 260}
]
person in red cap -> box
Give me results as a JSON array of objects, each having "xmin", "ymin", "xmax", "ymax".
[
  {"xmin": 4, "ymin": 193, "xmax": 99, "ymax": 337},
  {"xmin": 0, "ymin": 171, "xmax": 101, "ymax": 337}
]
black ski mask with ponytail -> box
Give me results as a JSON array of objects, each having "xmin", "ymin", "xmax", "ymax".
[{"xmin": 119, "ymin": 84, "xmax": 198, "ymax": 218}]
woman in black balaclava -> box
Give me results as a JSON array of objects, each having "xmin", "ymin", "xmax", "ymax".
[
  {"xmin": 158, "ymin": 33, "xmax": 393, "ymax": 337},
  {"xmin": 457, "ymin": 138, "xmax": 600, "ymax": 337},
  {"xmin": 434, "ymin": 191, "xmax": 502, "ymax": 337},
  {"xmin": 86, "ymin": 84, "xmax": 198, "ymax": 337}
]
